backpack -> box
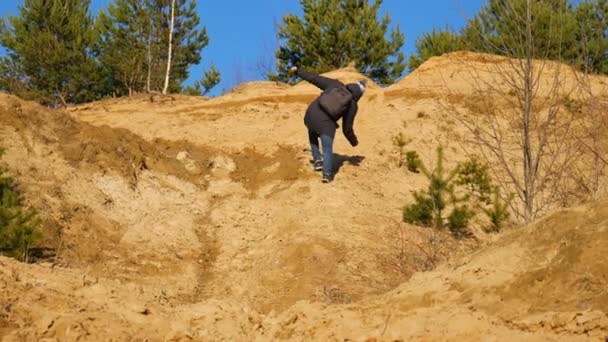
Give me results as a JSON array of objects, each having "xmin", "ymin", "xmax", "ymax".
[{"xmin": 318, "ymin": 86, "xmax": 352, "ymax": 119}]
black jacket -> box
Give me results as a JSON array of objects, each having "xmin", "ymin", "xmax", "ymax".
[{"xmin": 297, "ymin": 70, "xmax": 361, "ymax": 146}]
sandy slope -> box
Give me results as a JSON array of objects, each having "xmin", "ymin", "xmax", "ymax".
[
  {"xmin": 1, "ymin": 201, "xmax": 606, "ymax": 340},
  {"xmin": 0, "ymin": 53, "xmax": 607, "ymax": 341}
]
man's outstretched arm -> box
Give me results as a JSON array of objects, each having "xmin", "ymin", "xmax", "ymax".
[
  {"xmin": 291, "ymin": 66, "xmax": 341, "ymax": 91},
  {"xmin": 342, "ymin": 102, "xmax": 359, "ymax": 147}
]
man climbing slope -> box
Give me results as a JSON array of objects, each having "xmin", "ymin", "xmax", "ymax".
[{"xmin": 289, "ymin": 66, "xmax": 366, "ymax": 183}]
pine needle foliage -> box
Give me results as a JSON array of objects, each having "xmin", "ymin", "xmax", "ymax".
[{"xmin": 0, "ymin": 148, "xmax": 42, "ymax": 262}]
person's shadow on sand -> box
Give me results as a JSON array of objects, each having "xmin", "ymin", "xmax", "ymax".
[{"xmin": 333, "ymin": 154, "xmax": 365, "ymax": 175}]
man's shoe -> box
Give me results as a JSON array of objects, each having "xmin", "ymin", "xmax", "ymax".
[
  {"xmin": 322, "ymin": 173, "xmax": 332, "ymax": 183},
  {"xmin": 313, "ymin": 160, "xmax": 323, "ymax": 172}
]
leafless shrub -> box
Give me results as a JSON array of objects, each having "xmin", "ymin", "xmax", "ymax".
[{"xmin": 434, "ymin": 1, "xmax": 596, "ymax": 223}]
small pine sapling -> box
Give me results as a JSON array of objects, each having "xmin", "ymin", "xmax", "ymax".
[
  {"xmin": 402, "ymin": 148, "xmax": 509, "ymax": 236},
  {"xmin": 0, "ymin": 148, "xmax": 43, "ymax": 262}
]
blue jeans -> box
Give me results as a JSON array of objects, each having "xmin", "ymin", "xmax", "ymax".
[{"xmin": 308, "ymin": 129, "xmax": 334, "ymax": 176}]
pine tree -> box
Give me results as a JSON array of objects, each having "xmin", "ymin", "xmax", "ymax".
[
  {"xmin": 411, "ymin": 0, "xmax": 589, "ymax": 72},
  {"xmin": 573, "ymin": 0, "xmax": 608, "ymax": 74},
  {"xmin": 0, "ymin": 0, "xmax": 102, "ymax": 105},
  {"xmin": 96, "ymin": 0, "xmax": 151, "ymax": 96},
  {"xmin": 460, "ymin": 0, "xmax": 578, "ymax": 62},
  {"xmin": 182, "ymin": 64, "xmax": 221, "ymax": 96},
  {"xmin": 98, "ymin": 0, "xmax": 209, "ymax": 95},
  {"xmin": 459, "ymin": 10, "xmax": 493, "ymax": 53},
  {"xmin": 274, "ymin": 0, "xmax": 406, "ymax": 85},
  {"xmin": 408, "ymin": 27, "xmax": 462, "ymax": 71},
  {"xmin": 402, "ymin": 147, "xmax": 508, "ymax": 235},
  {"xmin": 402, "ymin": 147, "xmax": 462, "ymax": 231},
  {"xmin": 153, "ymin": 0, "xmax": 209, "ymax": 93},
  {"xmin": 0, "ymin": 148, "xmax": 42, "ymax": 263}
]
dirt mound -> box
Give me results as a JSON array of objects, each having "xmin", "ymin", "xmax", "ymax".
[
  {"xmin": 176, "ymin": 66, "xmax": 381, "ymax": 111},
  {"xmin": 386, "ymin": 51, "xmax": 608, "ymax": 102},
  {"xmin": 0, "ymin": 93, "xmax": 320, "ymax": 310},
  {"xmin": 0, "ymin": 94, "xmax": 215, "ymax": 187},
  {"xmin": 194, "ymin": 81, "xmax": 314, "ymax": 109},
  {"xmin": 267, "ymin": 200, "xmax": 608, "ymax": 341},
  {"xmin": 1, "ymin": 201, "xmax": 606, "ymax": 340},
  {"xmin": 292, "ymin": 64, "xmax": 380, "ymax": 93},
  {"xmin": 231, "ymin": 80, "xmax": 291, "ymax": 95}
]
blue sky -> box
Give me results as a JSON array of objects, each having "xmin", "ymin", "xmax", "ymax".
[{"xmin": 0, "ymin": 0, "xmax": 485, "ymax": 96}]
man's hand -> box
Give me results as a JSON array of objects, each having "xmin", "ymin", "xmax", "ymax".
[{"xmin": 288, "ymin": 66, "xmax": 298, "ymax": 74}]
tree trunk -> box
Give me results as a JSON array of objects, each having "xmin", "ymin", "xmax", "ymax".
[
  {"xmin": 162, "ymin": 0, "xmax": 175, "ymax": 95},
  {"xmin": 522, "ymin": 0, "xmax": 534, "ymax": 223},
  {"xmin": 592, "ymin": 105, "xmax": 601, "ymax": 197},
  {"xmin": 146, "ymin": 17, "xmax": 153, "ymax": 93},
  {"xmin": 57, "ymin": 90, "xmax": 68, "ymax": 108}
]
